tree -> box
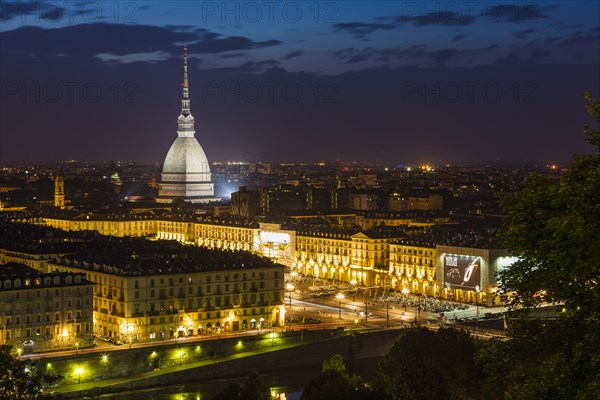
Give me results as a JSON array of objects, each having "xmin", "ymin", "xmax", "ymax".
[
  {"xmin": 0, "ymin": 345, "xmax": 63, "ymax": 400},
  {"xmin": 477, "ymin": 93, "xmax": 600, "ymax": 399},
  {"xmin": 210, "ymin": 372, "xmax": 270, "ymax": 400},
  {"xmin": 301, "ymin": 354, "xmax": 372, "ymax": 400},
  {"xmin": 375, "ymin": 328, "xmax": 485, "ymax": 400},
  {"xmin": 241, "ymin": 371, "xmax": 271, "ymax": 400}
]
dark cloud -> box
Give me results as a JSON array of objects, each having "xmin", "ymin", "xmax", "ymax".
[
  {"xmin": 0, "ymin": 23, "xmax": 281, "ymax": 59},
  {"xmin": 239, "ymin": 59, "xmax": 280, "ymax": 72},
  {"xmin": 334, "ymin": 11, "xmax": 475, "ymax": 38},
  {"xmin": 558, "ymin": 31, "xmax": 600, "ymax": 46},
  {"xmin": 220, "ymin": 53, "xmax": 246, "ymax": 59},
  {"xmin": 430, "ymin": 48, "xmax": 458, "ymax": 67},
  {"xmin": 333, "ymin": 47, "xmax": 374, "ymax": 64},
  {"xmin": 333, "ymin": 45, "xmax": 470, "ymax": 67},
  {"xmin": 193, "ymin": 36, "xmax": 281, "ymax": 54},
  {"xmin": 452, "ymin": 34, "xmax": 467, "ymax": 42},
  {"xmin": 397, "ymin": 11, "xmax": 475, "ymax": 27},
  {"xmin": 515, "ymin": 29, "xmax": 536, "ymax": 39},
  {"xmin": 282, "ymin": 50, "xmax": 304, "ymax": 60},
  {"xmin": 0, "ymin": 24, "xmax": 192, "ymax": 57},
  {"xmin": 333, "ymin": 22, "xmax": 396, "ymax": 37},
  {"xmin": 544, "ymin": 37, "xmax": 561, "ymax": 45}
]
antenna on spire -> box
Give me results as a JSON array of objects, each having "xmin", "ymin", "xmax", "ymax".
[
  {"xmin": 183, "ymin": 45, "xmax": 189, "ymax": 91},
  {"xmin": 181, "ymin": 45, "xmax": 191, "ymax": 116}
]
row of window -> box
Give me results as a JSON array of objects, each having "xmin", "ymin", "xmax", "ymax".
[
  {"xmin": 2, "ymin": 275, "xmax": 84, "ymax": 289},
  {"xmin": 1, "ymin": 310, "xmax": 90, "ymax": 326},
  {"xmin": 0, "ymin": 286, "xmax": 90, "ymax": 299},
  {"xmin": 1, "ymin": 323, "xmax": 91, "ymax": 340},
  {"xmin": 2, "ymin": 297, "xmax": 89, "ymax": 310},
  {"xmin": 139, "ymin": 291, "xmax": 280, "ymax": 312},
  {"xmin": 132, "ymin": 270, "xmax": 277, "ymax": 289}
]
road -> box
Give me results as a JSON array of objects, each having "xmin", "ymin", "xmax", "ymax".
[{"xmin": 21, "ymin": 274, "xmax": 507, "ymax": 360}]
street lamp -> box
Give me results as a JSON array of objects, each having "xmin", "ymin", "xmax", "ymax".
[
  {"xmin": 336, "ymin": 293, "xmax": 345, "ymax": 319},
  {"xmin": 286, "ymin": 282, "xmax": 294, "ymax": 308},
  {"xmin": 475, "ymin": 285, "xmax": 480, "ymax": 326},
  {"xmin": 350, "ymin": 279, "xmax": 357, "ymax": 301},
  {"xmin": 75, "ymin": 342, "xmax": 79, "ymax": 354},
  {"xmin": 75, "ymin": 367, "xmax": 83, "ymax": 384}
]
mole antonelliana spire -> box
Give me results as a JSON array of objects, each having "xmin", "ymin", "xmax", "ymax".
[{"xmin": 157, "ymin": 46, "xmax": 219, "ymax": 204}]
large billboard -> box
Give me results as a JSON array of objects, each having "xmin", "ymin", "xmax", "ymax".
[
  {"xmin": 443, "ymin": 255, "xmax": 481, "ymax": 291},
  {"xmin": 259, "ymin": 230, "xmax": 292, "ymax": 258}
]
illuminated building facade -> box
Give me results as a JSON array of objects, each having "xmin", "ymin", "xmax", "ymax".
[
  {"xmin": 47, "ymin": 238, "xmax": 286, "ymax": 344},
  {"xmin": 294, "ymin": 228, "xmax": 402, "ymax": 287},
  {"xmin": 54, "ymin": 174, "xmax": 65, "ymax": 209},
  {"xmin": 388, "ymin": 240, "xmax": 438, "ymax": 296},
  {"xmin": 0, "ymin": 263, "xmax": 94, "ymax": 354},
  {"xmin": 157, "ymin": 47, "xmax": 218, "ymax": 204},
  {"xmin": 35, "ymin": 213, "xmax": 511, "ymax": 305},
  {"xmin": 436, "ymin": 245, "xmax": 510, "ymax": 306}
]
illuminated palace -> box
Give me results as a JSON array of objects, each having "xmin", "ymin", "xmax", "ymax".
[
  {"xmin": 34, "ymin": 211, "xmax": 513, "ymax": 306},
  {"xmin": 49, "ymin": 239, "xmax": 285, "ymax": 343},
  {"xmin": 157, "ymin": 47, "xmax": 219, "ymax": 204},
  {"xmin": 0, "ymin": 222, "xmax": 285, "ymax": 349},
  {"xmin": 0, "ymin": 262, "xmax": 94, "ymax": 353}
]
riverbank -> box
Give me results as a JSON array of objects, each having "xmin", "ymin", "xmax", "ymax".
[{"xmin": 51, "ymin": 327, "xmax": 410, "ymax": 398}]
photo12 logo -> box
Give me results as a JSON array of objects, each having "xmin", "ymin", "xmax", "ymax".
[
  {"xmin": 0, "ymin": 2, "xmax": 141, "ymax": 24},
  {"xmin": 0, "ymin": 81, "xmax": 140, "ymax": 104},
  {"xmin": 199, "ymin": 2, "xmax": 339, "ymax": 24}
]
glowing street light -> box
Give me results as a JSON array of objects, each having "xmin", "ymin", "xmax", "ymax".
[
  {"xmin": 475, "ymin": 285, "xmax": 481, "ymax": 326},
  {"xmin": 75, "ymin": 367, "xmax": 83, "ymax": 384},
  {"xmin": 350, "ymin": 279, "xmax": 357, "ymax": 301},
  {"xmin": 336, "ymin": 293, "xmax": 345, "ymax": 319},
  {"xmin": 286, "ymin": 282, "xmax": 294, "ymax": 307}
]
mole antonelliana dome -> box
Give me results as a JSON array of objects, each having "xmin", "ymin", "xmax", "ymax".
[{"xmin": 157, "ymin": 47, "xmax": 219, "ymax": 204}]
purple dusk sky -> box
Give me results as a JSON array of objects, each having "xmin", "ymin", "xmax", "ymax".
[{"xmin": 1, "ymin": 1, "xmax": 599, "ymax": 165}]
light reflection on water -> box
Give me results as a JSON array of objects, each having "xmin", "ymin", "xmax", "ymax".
[{"xmin": 89, "ymin": 357, "xmax": 380, "ymax": 400}]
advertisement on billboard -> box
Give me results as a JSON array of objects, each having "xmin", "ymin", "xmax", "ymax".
[
  {"xmin": 259, "ymin": 231, "xmax": 292, "ymax": 258},
  {"xmin": 443, "ymin": 255, "xmax": 481, "ymax": 291}
]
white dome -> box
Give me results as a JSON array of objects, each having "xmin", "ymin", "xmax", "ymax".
[{"xmin": 162, "ymin": 137, "xmax": 211, "ymax": 176}]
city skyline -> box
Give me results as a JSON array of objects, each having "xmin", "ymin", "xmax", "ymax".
[{"xmin": 1, "ymin": 1, "xmax": 599, "ymax": 164}]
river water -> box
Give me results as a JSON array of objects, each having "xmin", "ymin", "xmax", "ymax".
[{"xmin": 89, "ymin": 357, "xmax": 381, "ymax": 400}]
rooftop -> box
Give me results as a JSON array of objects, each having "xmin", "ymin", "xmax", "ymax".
[
  {"xmin": 52, "ymin": 236, "xmax": 282, "ymax": 277},
  {"xmin": 0, "ymin": 262, "xmax": 93, "ymax": 290}
]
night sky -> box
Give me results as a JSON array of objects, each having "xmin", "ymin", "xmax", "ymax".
[{"xmin": 1, "ymin": 1, "xmax": 599, "ymax": 165}]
